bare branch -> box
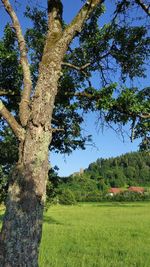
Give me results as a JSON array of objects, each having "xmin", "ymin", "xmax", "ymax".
[
  {"xmin": 61, "ymin": 0, "xmax": 104, "ymax": 49},
  {"xmin": 135, "ymin": 0, "xmax": 150, "ymax": 16},
  {"xmin": 70, "ymin": 92, "xmax": 95, "ymax": 99},
  {"xmin": 62, "ymin": 62, "xmax": 92, "ymax": 86},
  {"xmin": 0, "ymin": 89, "xmax": 16, "ymax": 96},
  {"xmin": 0, "ymin": 100, "xmax": 25, "ymax": 141},
  {"xmin": 130, "ymin": 118, "xmax": 136, "ymax": 142},
  {"xmin": 51, "ymin": 128, "xmax": 65, "ymax": 132},
  {"xmin": 62, "ymin": 62, "xmax": 91, "ymax": 77},
  {"xmin": 62, "ymin": 62, "xmax": 90, "ymax": 71},
  {"xmin": 139, "ymin": 113, "xmax": 150, "ymax": 119},
  {"xmin": 1, "ymin": 0, "xmax": 32, "ymax": 126}
]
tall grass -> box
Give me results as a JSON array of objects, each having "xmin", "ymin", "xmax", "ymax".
[{"xmin": 1, "ymin": 202, "xmax": 150, "ymax": 266}]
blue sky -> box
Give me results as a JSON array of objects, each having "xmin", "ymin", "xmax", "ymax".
[{"xmin": 1, "ymin": 1, "xmax": 149, "ymax": 176}]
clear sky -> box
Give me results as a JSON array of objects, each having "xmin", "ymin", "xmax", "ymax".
[{"xmin": 0, "ymin": 1, "xmax": 149, "ymax": 177}]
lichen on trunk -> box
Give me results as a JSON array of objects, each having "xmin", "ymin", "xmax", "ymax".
[{"xmin": 0, "ymin": 121, "xmax": 52, "ymax": 266}]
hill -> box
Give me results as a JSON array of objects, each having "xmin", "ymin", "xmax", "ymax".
[
  {"xmin": 48, "ymin": 151, "xmax": 150, "ymax": 203},
  {"xmin": 84, "ymin": 151, "xmax": 150, "ymax": 187}
]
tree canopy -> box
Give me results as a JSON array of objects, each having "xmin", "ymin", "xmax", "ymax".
[{"xmin": 0, "ymin": 1, "xmax": 150, "ymax": 163}]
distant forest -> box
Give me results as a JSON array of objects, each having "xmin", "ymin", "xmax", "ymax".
[
  {"xmin": 47, "ymin": 151, "xmax": 150, "ymax": 204},
  {"xmin": 84, "ymin": 151, "xmax": 150, "ymax": 187}
]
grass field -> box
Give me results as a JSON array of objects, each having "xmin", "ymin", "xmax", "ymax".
[
  {"xmin": 40, "ymin": 202, "xmax": 150, "ymax": 267},
  {"xmin": 1, "ymin": 202, "xmax": 150, "ymax": 267}
]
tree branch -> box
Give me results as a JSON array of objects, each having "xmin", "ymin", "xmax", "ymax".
[
  {"xmin": 0, "ymin": 100, "xmax": 25, "ymax": 141},
  {"xmin": 67, "ymin": 92, "xmax": 95, "ymax": 99},
  {"xmin": 135, "ymin": 0, "xmax": 150, "ymax": 16},
  {"xmin": 39, "ymin": 0, "xmax": 63, "ymax": 71},
  {"xmin": 112, "ymin": 104, "xmax": 150, "ymax": 120},
  {"xmin": 139, "ymin": 113, "xmax": 150, "ymax": 119},
  {"xmin": 130, "ymin": 118, "xmax": 136, "ymax": 142},
  {"xmin": 0, "ymin": 89, "xmax": 17, "ymax": 96},
  {"xmin": 48, "ymin": 0, "xmax": 63, "ymax": 34},
  {"xmin": 61, "ymin": 0, "xmax": 104, "ymax": 49},
  {"xmin": 66, "ymin": 92, "xmax": 150, "ymax": 120},
  {"xmin": 1, "ymin": 0, "xmax": 32, "ymax": 126},
  {"xmin": 62, "ymin": 62, "xmax": 91, "ymax": 77},
  {"xmin": 62, "ymin": 62, "xmax": 90, "ymax": 71}
]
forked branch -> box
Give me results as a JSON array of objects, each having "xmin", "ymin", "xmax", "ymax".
[
  {"xmin": 0, "ymin": 89, "xmax": 17, "ymax": 96},
  {"xmin": 0, "ymin": 100, "xmax": 25, "ymax": 141},
  {"xmin": 62, "ymin": 62, "xmax": 91, "ymax": 76},
  {"xmin": 1, "ymin": 0, "xmax": 32, "ymax": 126}
]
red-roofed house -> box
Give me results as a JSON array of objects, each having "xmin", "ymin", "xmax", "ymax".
[
  {"xmin": 128, "ymin": 187, "xmax": 144, "ymax": 194},
  {"xmin": 108, "ymin": 188, "xmax": 122, "ymax": 196}
]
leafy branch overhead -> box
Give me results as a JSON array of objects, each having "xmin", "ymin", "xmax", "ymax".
[{"xmin": 0, "ymin": 0, "xmax": 150, "ymax": 153}]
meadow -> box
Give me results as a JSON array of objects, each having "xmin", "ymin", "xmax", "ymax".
[
  {"xmin": 1, "ymin": 202, "xmax": 150, "ymax": 267},
  {"xmin": 40, "ymin": 202, "xmax": 150, "ymax": 267}
]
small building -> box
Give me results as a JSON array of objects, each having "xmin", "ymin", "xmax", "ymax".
[
  {"xmin": 128, "ymin": 186, "xmax": 144, "ymax": 194},
  {"xmin": 108, "ymin": 188, "xmax": 122, "ymax": 196},
  {"xmin": 72, "ymin": 168, "xmax": 84, "ymax": 177}
]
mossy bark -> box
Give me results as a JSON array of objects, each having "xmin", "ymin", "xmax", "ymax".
[{"xmin": 0, "ymin": 123, "xmax": 51, "ymax": 266}]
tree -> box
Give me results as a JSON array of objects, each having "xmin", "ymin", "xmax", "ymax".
[{"xmin": 0, "ymin": 0, "xmax": 149, "ymax": 266}]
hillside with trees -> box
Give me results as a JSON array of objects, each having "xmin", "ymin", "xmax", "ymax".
[
  {"xmin": 85, "ymin": 151, "xmax": 150, "ymax": 187},
  {"xmin": 51, "ymin": 151, "xmax": 150, "ymax": 203}
]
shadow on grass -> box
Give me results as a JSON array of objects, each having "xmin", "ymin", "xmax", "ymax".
[{"xmin": 43, "ymin": 215, "xmax": 63, "ymax": 225}]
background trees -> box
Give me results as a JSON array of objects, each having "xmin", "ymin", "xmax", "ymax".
[{"xmin": 51, "ymin": 151, "xmax": 149, "ymax": 204}]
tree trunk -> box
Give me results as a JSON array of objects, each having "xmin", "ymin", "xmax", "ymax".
[
  {"xmin": 0, "ymin": 56, "xmax": 61, "ymax": 266},
  {"xmin": 0, "ymin": 122, "xmax": 52, "ymax": 266}
]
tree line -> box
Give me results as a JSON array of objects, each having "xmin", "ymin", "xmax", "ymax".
[{"xmin": 47, "ymin": 151, "xmax": 150, "ymax": 204}]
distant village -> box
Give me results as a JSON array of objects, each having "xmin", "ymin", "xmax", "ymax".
[{"xmin": 72, "ymin": 168, "xmax": 145, "ymax": 196}]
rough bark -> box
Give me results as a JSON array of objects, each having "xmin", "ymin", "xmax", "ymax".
[{"xmin": 0, "ymin": 128, "xmax": 51, "ymax": 266}]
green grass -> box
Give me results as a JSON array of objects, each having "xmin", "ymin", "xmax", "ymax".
[
  {"xmin": 1, "ymin": 202, "xmax": 150, "ymax": 266},
  {"xmin": 39, "ymin": 202, "xmax": 150, "ymax": 267}
]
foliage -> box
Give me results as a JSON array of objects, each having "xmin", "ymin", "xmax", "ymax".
[
  {"xmin": 56, "ymin": 173, "xmax": 102, "ymax": 202},
  {"xmin": 106, "ymin": 190, "xmax": 150, "ymax": 202},
  {"xmin": 0, "ymin": 2, "xmax": 150, "ymax": 173},
  {"xmin": 57, "ymin": 188, "xmax": 77, "ymax": 205},
  {"xmin": 85, "ymin": 151, "xmax": 150, "ymax": 187},
  {"xmin": 0, "ymin": 166, "xmax": 8, "ymax": 203}
]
